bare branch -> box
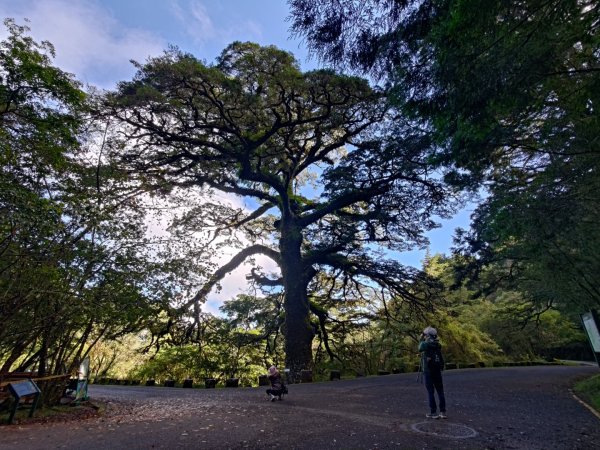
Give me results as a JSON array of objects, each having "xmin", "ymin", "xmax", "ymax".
[{"xmin": 178, "ymin": 244, "xmax": 281, "ymax": 312}]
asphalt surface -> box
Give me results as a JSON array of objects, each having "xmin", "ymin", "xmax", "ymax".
[{"xmin": 1, "ymin": 365, "xmax": 599, "ymax": 449}]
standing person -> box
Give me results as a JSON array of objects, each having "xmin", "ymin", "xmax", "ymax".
[
  {"xmin": 266, "ymin": 365, "xmax": 285, "ymax": 401},
  {"xmin": 418, "ymin": 326, "xmax": 447, "ymax": 419}
]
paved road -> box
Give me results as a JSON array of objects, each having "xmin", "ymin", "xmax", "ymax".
[{"xmin": 1, "ymin": 365, "xmax": 599, "ymax": 449}]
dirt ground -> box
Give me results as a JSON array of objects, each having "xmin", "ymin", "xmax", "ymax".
[{"xmin": 1, "ymin": 365, "xmax": 599, "ymax": 449}]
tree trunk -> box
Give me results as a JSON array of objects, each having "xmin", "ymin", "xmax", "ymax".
[
  {"xmin": 0, "ymin": 335, "xmax": 36, "ymax": 373},
  {"xmin": 38, "ymin": 336, "xmax": 48, "ymax": 376},
  {"xmin": 279, "ymin": 222, "xmax": 314, "ymax": 383},
  {"xmin": 66, "ymin": 319, "xmax": 94, "ymax": 373}
]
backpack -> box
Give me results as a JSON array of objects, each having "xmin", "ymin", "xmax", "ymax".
[{"xmin": 426, "ymin": 343, "xmax": 444, "ymax": 371}]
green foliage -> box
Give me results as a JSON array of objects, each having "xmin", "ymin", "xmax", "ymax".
[
  {"xmin": 291, "ymin": 0, "xmax": 599, "ymax": 172},
  {"xmin": 107, "ymin": 39, "xmax": 455, "ymax": 377},
  {"xmin": 473, "ymin": 295, "xmax": 587, "ymax": 360},
  {"xmin": 290, "ymin": 0, "xmax": 600, "ymax": 317},
  {"xmin": 0, "ymin": 20, "xmax": 187, "ymax": 381},
  {"xmin": 424, "ymin": 254, "xmax": 589, "ymax": 362},
  {"xmin": 128, "ymin": 294, "xmax": 286, "ymax": 385},
  {"xmin": 55, "ymin": 251, "xmax": 592, "ymax": 384},
  {"xmin": 132, "ymin": 311, "xmax": 270, "ymax": 386},
  {"xmin": 5, "ymin": 10, "xmax": 593, "ymax": 384},
  {"xmin": 132, "ymin": 345, "xmax": 216, "ymax": 382},
  {"xmin": 87, "ymin": 334, "xmax": 151, "ymax": 380},
  {"xmin": 574, "ymin": 374, "xmax": 600, "ymax": 413},
  {"xmin": 0, "ymin": 18, "xmax": 87, "ymax": 374}
]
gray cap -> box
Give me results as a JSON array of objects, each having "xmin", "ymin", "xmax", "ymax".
[{"xmin": 423, "ymin": 326, "xmax": 437, "ymax": 337}]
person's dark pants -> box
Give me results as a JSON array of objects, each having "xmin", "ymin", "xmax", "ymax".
[
  {"xmin": 266, "ymin": 388, "xmax": 283, "ymax": 397},
  {"xmin": 424, "ymin": 370, "xmax": 446, "ymax": 414}
]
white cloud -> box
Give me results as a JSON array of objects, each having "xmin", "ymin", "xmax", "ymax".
[
  {"xmin": 169, "ymin": 0, "xmax": 263, "ymax": 47},
  {"xmin": 0, "ymin": 0, "xmax": 165, "ymax": 88},
  {"xmin": 169, "ymin": 0, "xmax": 215, "ymax": 44}
]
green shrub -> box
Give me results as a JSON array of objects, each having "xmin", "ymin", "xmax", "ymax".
[{"xmin": 574, "ymin": 374, "xmax": 600, "ymax": 413}]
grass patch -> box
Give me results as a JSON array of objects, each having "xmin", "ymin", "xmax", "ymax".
[{"xmin": 574, "ymin": 374, "xmax": 600, "ymax": 412}]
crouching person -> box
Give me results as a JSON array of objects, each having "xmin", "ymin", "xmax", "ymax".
[{"xmin": 266, "ymin": 365, "xmax": 285, "ymax": 401}]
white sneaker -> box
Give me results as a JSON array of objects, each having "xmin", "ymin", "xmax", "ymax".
[
  {"xmin": 439, "ymin": 412, "xmax": 447, "ymax": 419},
  {"xmin": 270, "ymin": 394, "xmax": 276, "ymax": 402},
  {"xmin": 426, "ymin": 413, "xmax": 439, "ymax": 419}
]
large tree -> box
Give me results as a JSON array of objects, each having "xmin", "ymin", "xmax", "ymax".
[
  {"xmin": 106, "ymin": 42, "xmax": 453, "ymax": 379},
  {"xmin": 289, "ymin": 0, "xmax": 600, "ymax": 311}
]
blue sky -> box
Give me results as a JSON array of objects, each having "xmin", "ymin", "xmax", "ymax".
[
  {"xmin": 0, "ymin": 0, "xmax": 312, "ymax": 88},
  {"xmin": 0, "ymin": 0, "xmax": 473, "ymax": 309}
]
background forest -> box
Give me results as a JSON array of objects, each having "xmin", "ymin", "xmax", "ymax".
[{"xmin": 1, "ymin": 0, "xmax": 598, "ymax": 387}]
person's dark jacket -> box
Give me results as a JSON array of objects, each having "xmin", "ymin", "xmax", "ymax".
[
  {"xmin": 268, "ymin": 373, "xmax": 283, "ymax": 391},
  {"xmin": 419, "ymin": 338, "xmax": 444, "ymax": 374}
]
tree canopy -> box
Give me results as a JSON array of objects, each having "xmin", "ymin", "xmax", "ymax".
[
  {"xmin": 0, "ymin": 19, "xmax": 178, "ymax": 379},
  {"xmin": 289, "ymin": 0, "xmax": 600, "ymax": 313},
  {"xmin": 106, "ymin": 41, "xmax": 456, "ymax": 378},
  {"xmin": 0, "ymin": 19, "xmax": 459, "ymax": 385},
  {"xmin": 2, "ymin": 10, "xmax": 595, "ymax": 392}
]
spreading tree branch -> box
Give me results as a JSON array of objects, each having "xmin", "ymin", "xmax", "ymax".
[{"xmin": 178, "ymin": 244, "xmax": 281, "ymax": 312}]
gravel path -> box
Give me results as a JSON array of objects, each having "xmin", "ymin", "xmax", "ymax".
[{"xmin": 1, "ymin": 365, "xmax": 598, "ymax": 449}]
